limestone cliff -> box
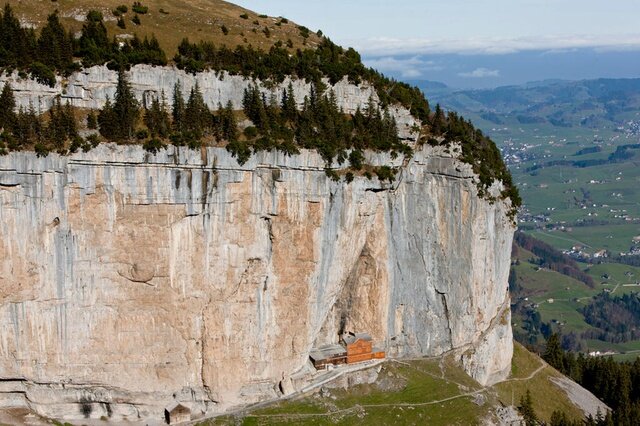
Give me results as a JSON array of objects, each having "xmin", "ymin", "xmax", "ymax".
[
  {"xmin": 0, "ymin": 142, "xmax": 514, "ymax": 421},
  {"xmin": 0, "ymin": 66, "xmax": 514, "ymax": 423},
  {"xmin": 0, "ymin": 65, "xmax": 417, "ymax": 140}
]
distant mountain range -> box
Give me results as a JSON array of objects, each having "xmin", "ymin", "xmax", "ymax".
[{"xmin": 413, "ymin": 78, "xmax": 640, "ymax": 130}]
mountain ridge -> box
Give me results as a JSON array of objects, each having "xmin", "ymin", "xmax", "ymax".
[
  {"xmin": 0, "ymin": 1, "xmax": 530, "ymax": 424},
  {"xmin": 4, "ymin": 0, "xmax": 322, "ymax": 54}
]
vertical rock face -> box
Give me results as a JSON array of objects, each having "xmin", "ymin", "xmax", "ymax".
[
  {"xmin": 0, "ymin": 65, "xmax": 416, "ymax": 139},
  {"xmin": 3, "ymin": 64, "xmax": 376, "ymax": 111},
  {"xmin": 0, "ymin": 63, "xmax": 513, "ymax": 421},
  {"xmin": 0, "ymin": 142, "xmax": 514, "ymax": 421},
  {"xmin": 0, "ymin": 64, "xmax": 419, "ymax": 149}
]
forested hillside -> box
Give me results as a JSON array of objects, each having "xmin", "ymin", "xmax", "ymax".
[{"xmin": 544, "ymin": 334, "xmax": 640, "ymax": 425}]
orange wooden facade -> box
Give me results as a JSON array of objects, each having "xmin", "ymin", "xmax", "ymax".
[
  {"xmin": 372, "ymin": 350, "xmax": 386, "ymax": 359},
  {"xmin": 310, "ymin": 332, "xmax": 385, "ymax": 369},
  {"xmin": 345, "ymin": 339, "xmax": 374, "ymax": 364}
]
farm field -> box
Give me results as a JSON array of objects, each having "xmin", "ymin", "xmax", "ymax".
[{"xmin": 511, "ymin": 238, "xmax": 640, "ymax": 357}]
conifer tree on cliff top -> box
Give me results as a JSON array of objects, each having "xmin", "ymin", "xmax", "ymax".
[
  {"xmin": 37, "ymin": 10, "xmax": 75, "ymax": 74},
  {"xmin": 0, "ymin": 82, "xmax": 16, "ymax": 131},
  {"xmin": 98, "ymin": 70, "xmax": 138, "ymax": 141},
  {"xmin": 144, "ymin": 92, "xmax": 171, "ymax": 139},
  {"xmin": 185, "ymin": 82, "xmax": 210, "ymax": 138},
  {"xmin": 172, "ymin": 82, "xmax": 186, "ymax": 134}
]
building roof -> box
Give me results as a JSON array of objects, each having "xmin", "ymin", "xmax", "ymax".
[
  {"xmin": 341, "ymin": 332, "xmax": 372, "ymax": 345},
  {"xmin": 166, "ymin": 402, "xmax": 191, "ymax": 414},
  {"xmin": 309, "ymin": 344, "xmax": 346, "ymax": 362}
]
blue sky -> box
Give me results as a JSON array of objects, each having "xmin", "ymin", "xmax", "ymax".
[
  {"xmin": 234, "ymin": 1, "xmax": 640, "ymax": 88},
  {"xmin": 234, "ymin": 1, "xmax": 640, "ymax": 53}
]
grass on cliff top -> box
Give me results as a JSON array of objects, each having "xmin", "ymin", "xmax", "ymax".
[
  {"xmin": 5, "ymin": 0, "xmax": 321, "ymax": 55},
  {"xmin": 200, "ymin": 344, "xmax": 588, "ymax": 425}
]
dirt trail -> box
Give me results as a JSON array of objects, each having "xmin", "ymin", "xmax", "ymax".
[
  {"xmin": 503, "ymin": 361, "xmax": 547, "ymax": 383},
  {"xmin": 243, "ymin": 358, "xmax": 550, "ymax": 421}
]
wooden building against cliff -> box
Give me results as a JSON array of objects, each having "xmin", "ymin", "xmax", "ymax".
[
  {"xmin": 341, "ymin": 332, "xmax": 385, "ymax": 363},
  {"xmin": 164, "ymin": 402, "xmax": 191, "ymax": 424},
  {"xmin": 310, "ymin": 332, "xmax": 385, "ymax": 370},
  {"xmin": 309, "ymin": 344, "xmax": 347, "ymax": 369}
]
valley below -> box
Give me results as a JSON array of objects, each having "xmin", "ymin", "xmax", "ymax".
[{"xmin": 427, "ymin": 78, "xmax": 640, "ymax": 360}]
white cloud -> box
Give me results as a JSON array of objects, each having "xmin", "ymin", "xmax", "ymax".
[
  {"xmin": 402, "ymin": 69, "xmax": 423, "ymax": 78},
  {"xmin": 363, "ymin": 56, "xmax": 444, "ymax": 78},
  {"xmin": 345, "ymin": 34, "xmax": 640, "ymax": 56},
  {"xmin": 458, "ymin": 67, "xmax": 500, "ymax": 78}
]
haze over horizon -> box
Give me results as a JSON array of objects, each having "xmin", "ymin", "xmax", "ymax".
[{"xmin": 234, "ymin": 0, "xmax": 640, "ymax": 89}]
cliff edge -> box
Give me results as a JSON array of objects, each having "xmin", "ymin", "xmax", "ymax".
[{"xmin": 0, "ymin": 139, "xmax": 514, "ymax": 421}]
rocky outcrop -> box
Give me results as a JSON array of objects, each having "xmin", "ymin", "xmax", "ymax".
[
  {"xmin": 0, "ymin": 141, "xmax": 514, "ymax": 422},
  {"xmin": 0, "ymin": 65, "xmax": 418, "ymax": 140}
]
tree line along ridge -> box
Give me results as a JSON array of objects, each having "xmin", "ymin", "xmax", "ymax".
[{"xmin": 0, "ymin": 4, "xmax": 520, "ymax": 212}]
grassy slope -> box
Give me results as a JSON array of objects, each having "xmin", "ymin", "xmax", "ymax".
[
  {"xmin": 6, "ymin": 0, "xmax": 322, "ymax": 55},
  {"xmin": 201, "ymin": 344, "xmax": 587, "ymax": 425},
  {"xmin": 493, "ymin": 343, "xmax": 585, "ymax": 421}
]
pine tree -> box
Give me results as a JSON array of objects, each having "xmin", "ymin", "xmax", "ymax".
[
  {"xmin": 242, "ymin": 85, "xmax": 268, "ymax": 131},
  {"xmin": 185, "ymin": 82, "xmax": 210, "ymax": 138},
  {"xmin": 37, "ymin": 11, "xmax": 74, "ymax": 73},
  {"xmin": 432, "ymin": 103, "xmax": 445, "ymax": 135},
  {"xmin": 211, "ymin": 102, "xmax": 224, "ymax": 141},
  {"xmin": 544, "ymin": 333, "xmax": 565, "ymax": 372},
  {"xmin": 364, "ymin": 95, "xmax": 380, "ymax": 121},
  {"xmin": 0, "ymin": 82, "xmax": 16, "ymax": 131},
  {"xmin": 11, "ymin": 106, "xmax": 27, "ymax": 149},
  {"xmin": 550, "ymin": 410, "xmax": 581, "ymax": 426},
  {"xmin": 46, "ymin": 97, "xmax": 66, "ymax": 148},
  {"xmin": 308, "ymin": 83, "xmax": 318, "ymax": 112},
  {"xmin": 87, "ymin": 111, "xmax": 98, "ymax": 129},
  {"xmin": 77, "ymin": 10, "xmax": 111, "ymax": 66},
  {"xmin": 30, "ymin": 104, "xmax": 43, "ymax": 143},
  {"xmin": 221, "ymin": 101, "xmax": 238, "ymax": 141},
  {"xmin": 615, "ymin": 371, "xmax": 632, "ymax": 426},
  {"xmin": 296, "ymin": 96, "xmax": 315, "ymax": 148},
  {"xmin": 110, "ymin": 69, "xmax": 139, "ymax": 140},
  {"xmin": 281, "ymin": 82, "xmax": 297, "ymax": 123},
  {"xmin": 351, "ymin": 106, "xmax": 365, "ymax": 149},
  {"xmin": 144, "ymin": 92, "xmax": 171, "ymax": 138},
  {"xmin": 265, "ymin": 93, "xmax": 280, "ymax": 130},
  {"xmin": 518, "ymin": 390, "xmax": 538, "ymax": 426},
  {"xmin": 98, "ymin": 96, "xmax": 117, "ymax": 138},
  {"xmin": 158, "ymin": 94, "xmax": 171, "ymax": 137},
  {"xmin": 172, "ymin": 82, "xmax": 186, "ymax": 133},
  {"xmin": 0, "ymin": 4, "xmax": 37, "ymax": 68},
  {"xmin": 62, "ymin": 101, "xmax": 77, "ymax": 139},
  {"xmin": 48, "ymin": 97, "xmax": 75, "ymax": 147}
]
